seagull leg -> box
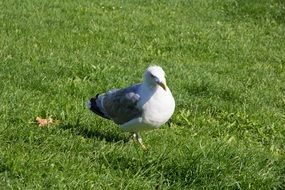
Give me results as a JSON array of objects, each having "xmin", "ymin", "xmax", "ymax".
[{"xmin": 133, "ymin": 133, "xmax": 146, "ymax": 150}]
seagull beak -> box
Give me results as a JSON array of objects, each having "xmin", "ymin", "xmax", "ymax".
[{"xmin": 157, "ymin": 81, "xmax": 167, "ymax": 91}]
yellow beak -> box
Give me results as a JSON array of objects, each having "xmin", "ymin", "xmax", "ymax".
[{"xmin": 158, "ymin": 82, "xmax": 167, "ymax": 91}]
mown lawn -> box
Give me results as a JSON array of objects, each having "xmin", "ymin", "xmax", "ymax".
[{"xmin": 0, "ymin": 0, "xmax": 284, "ymax": 189}]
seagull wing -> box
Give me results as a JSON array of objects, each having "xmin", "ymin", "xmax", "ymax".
[{"xmin": 94, "ymin": 84, "xmax": 142, "ymax": 125}]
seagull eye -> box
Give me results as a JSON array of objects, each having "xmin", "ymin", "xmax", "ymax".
[{"xmin": 150, "ymin": 74, "xmax": 155, "ymax": 78}]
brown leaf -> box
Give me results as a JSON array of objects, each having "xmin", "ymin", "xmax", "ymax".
[{"xmin": 36, "ymin": 117, "xmax": 54, "ymax": 127}]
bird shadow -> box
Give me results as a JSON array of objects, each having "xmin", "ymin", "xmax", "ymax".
[{"xmin": 59, "ymin": 123, "xmax": 130, "ymax": 143}]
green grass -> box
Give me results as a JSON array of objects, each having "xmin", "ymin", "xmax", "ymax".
[{"xmin": 1, "ymin": 0, "xmax": 285, "ymax": 189}]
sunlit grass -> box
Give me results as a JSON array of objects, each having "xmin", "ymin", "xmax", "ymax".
[{"xmin": 0, "ymin": 0, "xmax": 284, "ymax": 189}]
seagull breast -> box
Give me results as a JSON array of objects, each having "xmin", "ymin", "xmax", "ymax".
[{"xmin": 138, "ymin": 83, "xmax": 175, "ymax": 127}]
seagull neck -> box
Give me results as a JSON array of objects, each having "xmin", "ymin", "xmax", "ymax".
[{"xmin": 142, "ymin": 81, "xmax": 157, "ymax": 91}]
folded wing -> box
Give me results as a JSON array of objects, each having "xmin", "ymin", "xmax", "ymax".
[{"xmin": 94, "ymin": 84, "xmax": 142, "ymax": 125}]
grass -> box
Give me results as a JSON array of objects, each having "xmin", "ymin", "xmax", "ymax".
[{"xmin": 0, "ymin": 0, "xmax": 285, "ymax": 189}]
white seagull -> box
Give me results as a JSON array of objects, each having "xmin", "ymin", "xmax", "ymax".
[{"xmin": 86, "ymin": 65, "xmax": 175, "ymax": 148}]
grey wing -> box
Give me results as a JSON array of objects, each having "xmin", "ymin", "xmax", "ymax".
[{"xmin": 100, "ymin": 84, "xmax": 142, "ymax": 125}]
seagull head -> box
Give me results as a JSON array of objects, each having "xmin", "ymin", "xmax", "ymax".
[{"xmin": 144, "ymin": 65, "xmax": 167, "ymax": 90}]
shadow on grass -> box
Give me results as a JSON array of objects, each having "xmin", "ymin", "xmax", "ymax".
[{"xmin": 59, "ymin": 123, "xmax": 129, "ymax": 143}]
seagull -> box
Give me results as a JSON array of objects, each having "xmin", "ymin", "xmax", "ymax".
[{"xmin": 86, "ymin": 65, "xmax": 175, "ymax": 149}]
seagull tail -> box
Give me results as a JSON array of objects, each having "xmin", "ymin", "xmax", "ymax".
[{"xmin": 86, "ymin": 94, "xmax": 110, "ymax": 120}]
